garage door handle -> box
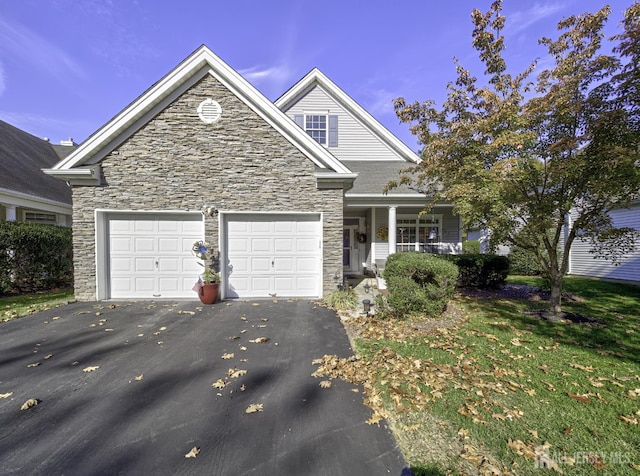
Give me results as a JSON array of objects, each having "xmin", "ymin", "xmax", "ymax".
[{"xmin": 155, "ymin": 260, "xmax": 159, "ymax": 268}]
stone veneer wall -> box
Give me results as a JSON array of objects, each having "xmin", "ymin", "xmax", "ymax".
[{"xmin": 71, "ymin": 72, "xmax": 343, "ymax": 301}]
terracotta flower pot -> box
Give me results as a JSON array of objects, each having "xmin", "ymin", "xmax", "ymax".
[{"xmin": 198, "ymin": 283, "xmax": 220, "ymax": 304}]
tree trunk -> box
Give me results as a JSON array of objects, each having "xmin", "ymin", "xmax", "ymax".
[{"xmin": 548, "ymin": 270, "xmax": 563, "ymax": 316}]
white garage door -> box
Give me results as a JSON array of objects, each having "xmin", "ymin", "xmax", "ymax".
[
  {"xmin": 108, "ymin": 214, "xmax": 204, "ymax": 299},
  {"xmin": 225, "ymin": 214, "xmax": 322, "ymax": 299}
]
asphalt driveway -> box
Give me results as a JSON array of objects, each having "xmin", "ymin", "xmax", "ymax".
[{"xmin": 0, "ymin": 299, "xmax": 409, "ymax": 475}]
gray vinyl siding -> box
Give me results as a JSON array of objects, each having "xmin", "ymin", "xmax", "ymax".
[
  {"xmin": 569, "ymin": 203, "xmax": 640, "ymax": 283},
  {"xmin": 283, "ymin": 85, "xmax": 403, "ymax": 162}
]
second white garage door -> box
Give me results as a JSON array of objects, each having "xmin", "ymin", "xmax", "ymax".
[{"xmin": 225, "ymin": 214, "xmax": 322, "ymax": 298}]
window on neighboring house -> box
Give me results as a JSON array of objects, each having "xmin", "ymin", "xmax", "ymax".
[
  {"xmin": 294, "ymin": 114, "xmax": 338, "ymax": 147},
  {"xmin": 25, "ymin": 212, "xmax": 57, "ymax": 225}
]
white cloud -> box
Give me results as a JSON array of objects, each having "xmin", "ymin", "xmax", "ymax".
[
  {"xmin": 0, "ymin": 15, "xmax": 87, "ymax": 81},
  {"xmin": 363, "ymin": 88, "xmax": 398, "ymax": 117},
  {"xmin": 506, "ymin": 2, "xmax": 565, "ymax": 36},
  {"xmin": 239, "ymin": 64, "xmax": 296, "ymax": 97}
]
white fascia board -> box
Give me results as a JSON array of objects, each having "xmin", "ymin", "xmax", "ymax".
[
  {"xmin": 0, "ymin": 188, "xmax": 72, "ymax": 214},
  {"xmin": 52, "ymin": 46, "xmax": 349, "ymax": 175},
  {"xmin": 315, "ymin": 171, "xmax": 358, "ymax": 190},
  {"xmin": 43, "ymin": 165, "xmax": 101, "ymax": 185},
  {"xmin": 275, "ymin": 68, "xmax": 421, "ymax": 165}
]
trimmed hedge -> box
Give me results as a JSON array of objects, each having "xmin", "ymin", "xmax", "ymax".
[
  {"xmin": 441, "ymin": 253, "xmax": 510, "ymax": 289},
  {"xmin": 383, "ymin": 252, "xmax": 458, "ymax": 318},
  {"xmin": 508, "ymin": 247, "xmax": 543, "ymax": 276},
  {"xmin": 462, "ymin": 239, "xmax": 480, "ymax": 254},
  {"xmin": 0, "ymin": 222, "xmax": 73, "ymax": 295}
]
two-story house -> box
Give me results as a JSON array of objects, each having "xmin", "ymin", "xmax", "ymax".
[{"xmin": 45, "ymin": 45, "xmax": 461, "ymax": 301}]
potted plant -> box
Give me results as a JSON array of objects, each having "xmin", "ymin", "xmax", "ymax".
[{"xmin": 192, "ymin": 240, "xmax": 220, "ymax": 304}]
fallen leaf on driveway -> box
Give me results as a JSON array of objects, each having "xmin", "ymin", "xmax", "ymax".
[
  {"xmin": 178, "ymin": 310, "xmax": 195, "ymax": 315},
  {"xmin": 366, "ymin": 413, "xmax": 383, "ymax": 425},
  {"xmin": 135, "ymin": 374, "xmax": 144, "ymax": 381},
  {"xmin": 319, "ymin": 380, "xmax": 332, "ymax": 388},
  {"xmin": 228, "ymin": 369, "xmax": 247, "ymax": 379},
  {"xmin": 44, "ymin": 354, "xmax": 53, "ymax": 360},
  {"xmin": 221, "ymin": 353, "xmax": 234, "ymax": 359},
  {"xmin": 185, "ymin": 447, "xmax": 200, "ymax": 458},
  {"xmin": 249, "ymin": 337, "xmax": 269, "ymax": 343},
  {"xmin": 27, "ymin": 362, "xmax": 40, "ymax": 368},
  {"xmin": 212, "ymin": 379, "xmax": 227, "ymax": 389},
  {"xmin": 20, "ymin": 398, "xmax": 38, "ymax": 410},
  {"xmin": 83, "ymin": 366, "xmax": 99, "ymax": 372},
  {"xmin": 0, "ymin": 392, "xmax": 13, "ymax": 399},
  {"xmin": 245, "ymin": 403, "xmax": 263, "ymax": 413}
]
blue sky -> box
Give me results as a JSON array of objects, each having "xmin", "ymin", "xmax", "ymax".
[{"xmin": 0, "ymin": 0, "xmax": 629, "ymax": 150}]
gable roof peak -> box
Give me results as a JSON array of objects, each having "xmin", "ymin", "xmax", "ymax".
[
  {"xmin": 44, "ymin": 45, "xmax": 352, "ymax": 183},
  {"xmin": 275, "ymin": 68, "xmax": 420, "ymax": 165}
]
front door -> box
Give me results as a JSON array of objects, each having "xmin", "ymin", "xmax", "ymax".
[{"xmin": 343, "ymin": 225, "xmax": 360, "ymax": 274}]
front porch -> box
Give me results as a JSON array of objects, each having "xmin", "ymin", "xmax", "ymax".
[{"xmin": 342, "ymin": 205, "xmax": 463, "ymax": 276}]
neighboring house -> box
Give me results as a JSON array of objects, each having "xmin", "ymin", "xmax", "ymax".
[
  {"xmin": 0, "ymin": 120, "xmax": 74, "ymax": 226},
  {"xmin": 567, "ymin": 201, "xmax": 640, "ymax": 284},
  {"xmin": 45, "ymin": 45, "xmax": 461, "ymax": 301}
]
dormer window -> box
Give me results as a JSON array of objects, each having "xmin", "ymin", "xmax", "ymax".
[{"xmin": 294, "ymin": 113, "xmax": 338, "ymax": 147}]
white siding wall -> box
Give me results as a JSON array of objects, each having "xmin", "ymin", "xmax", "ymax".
[
  {"xmin": 284, "ymin": 85, "xmax": 403, "ymax": 162},
  {"xmin": 569, "ymin": 204, "xmax": 640, "ymax": 283}
]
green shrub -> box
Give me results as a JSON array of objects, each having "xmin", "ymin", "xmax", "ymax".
[
  {"xmin": 323, "ymin": 289, "xmax": 359, "ymax": 310},
  {"xmin": 442, "ymin": 254, "xmax": 510, "ymax": 288},
  {"xmin": 0, "ymin": 222, "xmax": 73, "ymax": 295},
  {"xmin": 382, "ymin": 252, "xmax": 458, "ymax": 318},
  {"xmin": 508, "ymin": 246, "xmax": 543, "ymax": 276},
  {"xmin": 462, "ymin": 239, "xmax": 480, "ymax": 254}
]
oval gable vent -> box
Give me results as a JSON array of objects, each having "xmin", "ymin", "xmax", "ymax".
[{"xmin": 197, "ymin": 99, "xmax": 222, "ymax": 124}]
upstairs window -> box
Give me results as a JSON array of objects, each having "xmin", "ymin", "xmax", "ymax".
[
  {"xmin": 305, "ymin": 115, "xmax": 327, "ymax": 145},
  {"xmin": 294, "ymin": 114, "xmax": 338, "ymax": 147}
]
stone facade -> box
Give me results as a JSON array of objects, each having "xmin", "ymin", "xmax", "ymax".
[{"xmin": 71, "ymin": 72, "xmax": 343, "ymax": 301}]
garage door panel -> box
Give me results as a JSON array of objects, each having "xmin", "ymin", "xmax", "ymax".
[
  {"xmin": 226, "ymin": 214, "xmax": 321, "ymax": 298},
  {"xmin": 108, "ymin": 214, "xmax": 203, "ymax": 299},
  {"xmin": 229, "ymin": 238, "xmax": 249, "ymax": 253},
  {"xmin": 274, "ymin": 221, "xmax": 295, "ymax": 233},
  {"xmin": 135, "ymin": 257, "xmax": 156, "ymax": 272},
  {"xmin": 274, "ymin": 238, "xmax": 294, "ymax": 252},
  {"xmin": 250, "ymin": 276, "xmax": 271, "ymax": 294},
  {"xmin": 296, "ymin": 238, "xmax": 317, "ymax": 252},
  {"xmin": 296, "ymin": 257, "xmax": 317, "ymax": 272},
  {"xmin": 134, "ymin": 237, "xmax": 156, "ymax": 253},
  {"xmin": 251, "ymin": 221, "xmax": 271, "ymax": 233},
  {"xmin": 251, "ymin": 257, "xmax": 272, "ymax": 273},
  {"xmin": 251, "ymin": 238, "xmax": 271, "ymax": 253},
  {"xmin": 111, "ymin": 237, "xmax": 132, "ymax": 253},
  {"xmin": 134, "ymin": 221, "xmax": 155, "ymax": 233},
  {"xmin": 296, "ymin": 220, "xmax": 318, "ymax": 234},
  {"xmin": 274, "ymin": 257, "xmax": 294, "ymax": 272},
  {"xmin": 294, "ymin": 276, "xmax": 318, "ymax": 293},
  {"xmin": 159, "ymin": 238, "xmax": 180, "ymax": 253}
]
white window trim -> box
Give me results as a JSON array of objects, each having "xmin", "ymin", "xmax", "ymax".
[
  {"xmin": 303, "ymin": 111, "xmax": 330, "ymax": 147},
  {"xmin": 396, "ymin": 214, "xmax": 443, "ymax": 252}
]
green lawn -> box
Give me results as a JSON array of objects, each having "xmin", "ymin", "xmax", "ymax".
[
  {"xmin": 0, "ymin": 289, "xmax": 74, "ymax": 322},
  {"xmin": 317, "ymin": 276, "xmax": 640, "ymax": 474}
]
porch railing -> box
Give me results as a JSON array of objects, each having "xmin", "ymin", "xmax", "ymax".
[{"xmin": 396, "ymin": 242, "xmax": 459, "ymax": 254}]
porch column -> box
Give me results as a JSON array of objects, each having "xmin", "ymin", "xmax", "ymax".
[
  {"xmin": 388, "ymin": 206, "xmax": 397, "ymax": 256},
  {"xmin": 5, "ymin": 205, "xmax": 17, "ymax": 221}
]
